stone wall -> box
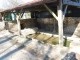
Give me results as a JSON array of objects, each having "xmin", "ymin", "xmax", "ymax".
[
  {"xmin": 37, "ymin": 18, "xmax": 58, "ymax": 32},
  {"xmin": 37, "ymin": 17, "xmax": 80, "ymax": 36},
  {"xmin": 20, "ymin": 19, "xmax": 37, "ymax": 28},
  {"xmin": 64, "ymin": 17, "xmax": 80, "ymax": 35},
  {"xmin": 7, "ymin": 19, "xmax": 37, "ymax": 33},
  {"xmin": 0, "ymin": 22, "xmax": 5, "ymax": 31},
  {"xmin": 3, "ymin": 17, "xmax": 80, "ymax": 37}
]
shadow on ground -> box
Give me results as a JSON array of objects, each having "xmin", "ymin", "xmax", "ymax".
[
  {"xmin": 0, "ymin": 35, "xmax": 16, "ymax": 44},
  {"xmin": 0, "ymin": 38, "xmax": 32, "ymax": 60}
]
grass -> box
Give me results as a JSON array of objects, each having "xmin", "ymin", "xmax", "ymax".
[
  {"xmin": 52, "ymin": 41, "xmax": 59, "ymax": 45},
  {"xmin": 27, "ymin": 33, "xmax": 71, "ymax": 47}
]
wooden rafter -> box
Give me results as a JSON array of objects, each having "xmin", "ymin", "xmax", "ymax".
[
  {"xmin": 63, "ymin": 5, "xmax": 68, "ymax": 20},
  {"xmin": 43, "ymin": 3, "xmax": 58, "ymax": 21}
]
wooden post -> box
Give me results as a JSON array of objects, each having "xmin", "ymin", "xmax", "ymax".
[
  {"xmin": 2, "ymin": 16, "xmax": 5, "ymax": 29},
  {"xmin": 57, "ymin": 0, "xmax": 63, "ymax": 46},
  {"xmin": 1, "ymin": 13, "xmax": 6, "ymax": 29},
  {"xmin": 43, "ymin": 1, "xmax": 66, "ymax": 46},
  {"xmin": 16, "ymin": 14, "xmax": 21, "ymax": 36},
  {"xmin": 16, "ymin": 9, "xmax": 23, "ymax": 36}
]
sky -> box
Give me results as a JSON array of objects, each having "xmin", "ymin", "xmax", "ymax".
[
  {"xmin": 0, "ymin": 0, "xmax": 20, "ymax": 10},
  {"xmin": 0, "ymin": 0, "xmax": 34, "ymax": 11}
]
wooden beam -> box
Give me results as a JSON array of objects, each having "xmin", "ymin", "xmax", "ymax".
[
  {"xmin": 43, "ymin": 3, "xmax": 58, "ymax": 21},
  {"xmin": 63, "ymin": 0, "xmax": 80, "ymax": 7},
  {"xmin": 57, "ymin": 0, "xmax": 64, "ymax": 46},
  {"xmin": 19, "ymin": 9, "xmax": 23, "ymax": 18},
  {"xmin": 63, "ymin": 5, "xmax": 68, "ymax": 20},
  {"xmin": 20, "ymin": 12, "xmax": 24, "ymax": 18}
]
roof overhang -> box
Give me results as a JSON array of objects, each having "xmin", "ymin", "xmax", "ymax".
[{"xmin": 0, "ymin": 0, "xmax": 57, "ymax": 13}]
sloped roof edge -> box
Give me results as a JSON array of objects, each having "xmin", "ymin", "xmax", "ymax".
[{"xmin": 0, "ymin": 0, "xmax": 57, "ymax": 13}]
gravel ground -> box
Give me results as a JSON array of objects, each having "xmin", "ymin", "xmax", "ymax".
[
  {"xmin": 0, "ymin": 30, "xmax": 80, "ymax": 60},
  {"xmin": 0, "ymin": 30, "xmax": 66, "ymax": 60},
  {"xmin": 0, "ymin": 30, "xmax": 27, "ymax": 60}
]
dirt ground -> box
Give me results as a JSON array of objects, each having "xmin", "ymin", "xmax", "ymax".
[{"xmin": 0, "ymin": 30, "xmax": 80, "ymax": 60}]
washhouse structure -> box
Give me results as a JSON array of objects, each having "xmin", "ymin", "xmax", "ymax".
[{"xmin": 0, "ymin": 0, "xmax": 80, "ymax": 46}]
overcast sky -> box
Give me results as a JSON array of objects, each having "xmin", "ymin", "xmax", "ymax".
[
  {"xmin": 0, "ymin": 0, "xmax": 34, "ymax": 11},
  {"xmin": 0, "ymin": 0, "xmax": 34, "ymax": 9}
]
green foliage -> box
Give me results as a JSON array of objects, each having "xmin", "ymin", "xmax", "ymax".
[
  {"xmin": 52, "ymin": 39, "xmax": 70, "ymax": 47},
  {"xmin": 63, "ymin": 39, "xmax": 70, "ymax": 47}
]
